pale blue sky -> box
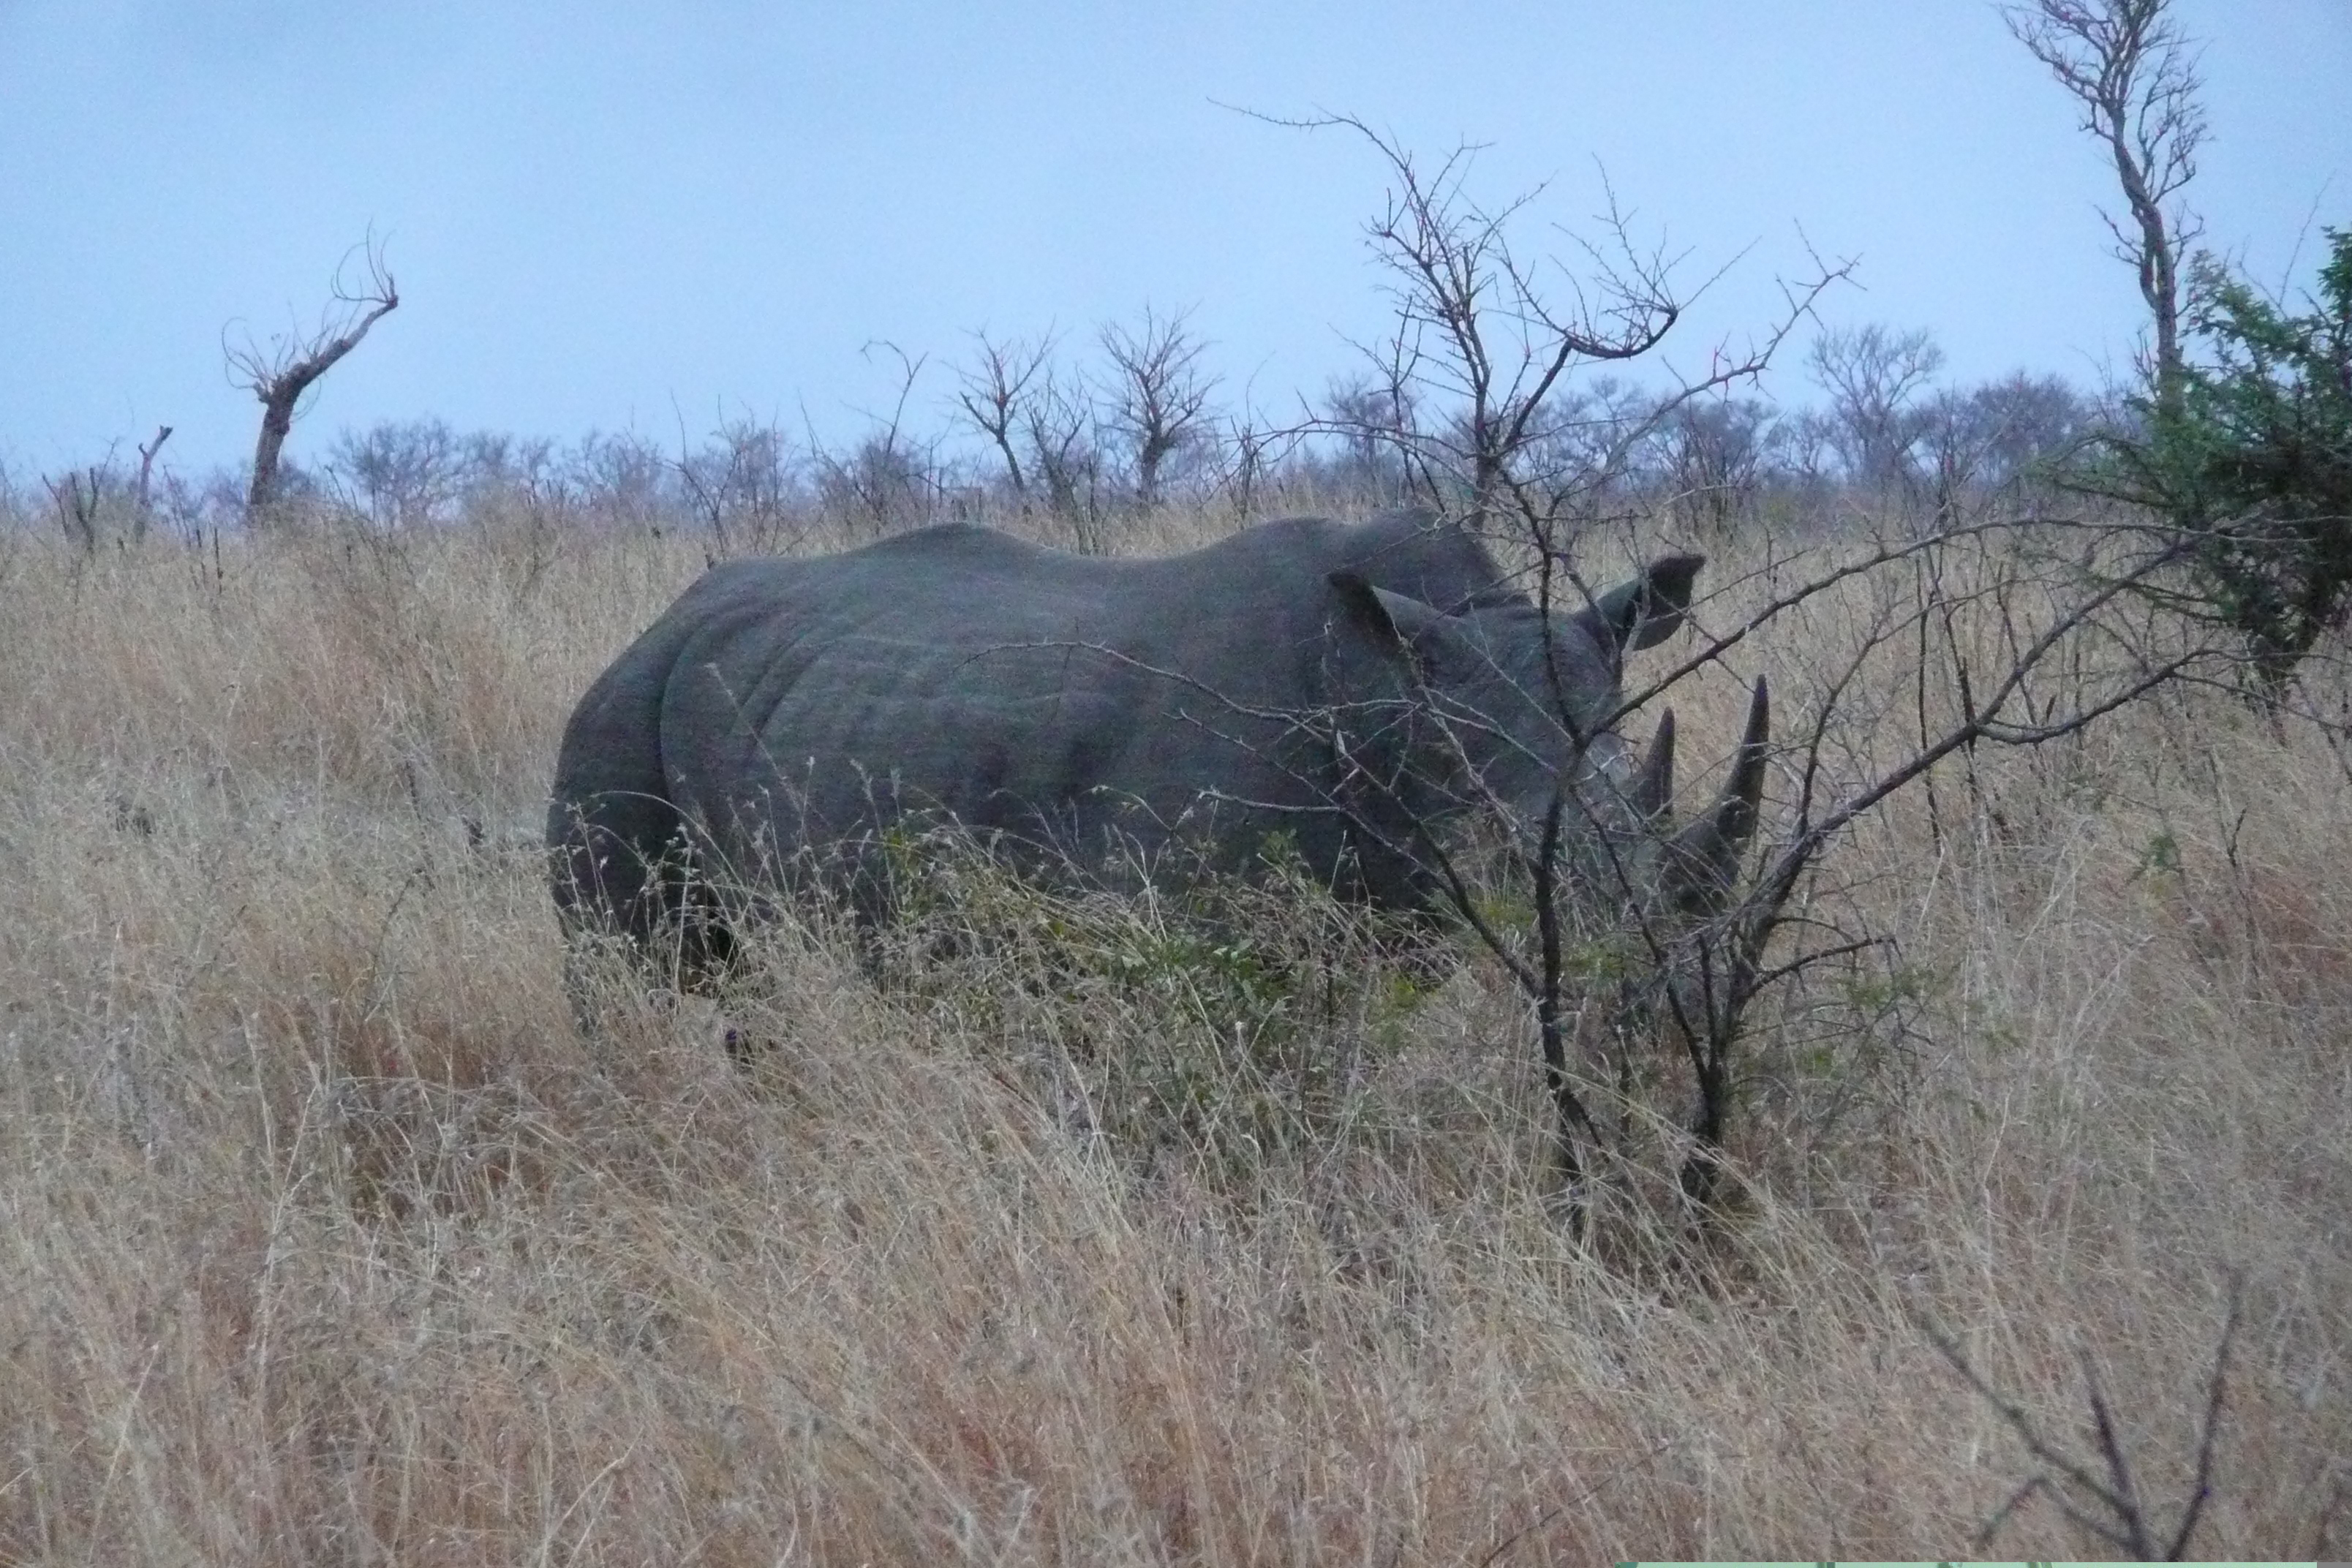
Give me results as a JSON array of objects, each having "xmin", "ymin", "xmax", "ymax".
[{"xmin": 3, "ymin": 1, "xmax": 2346, "ymax": 477}]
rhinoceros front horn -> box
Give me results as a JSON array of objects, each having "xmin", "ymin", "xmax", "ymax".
[
  {"xmin": 1660, "ymin": 676, "xmax": 1769, "ymax": 916},
  {"xmin": 1632, "ymin": 708, "xmax": 1677, "ymax": 825}
]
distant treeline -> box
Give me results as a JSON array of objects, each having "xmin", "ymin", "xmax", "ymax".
[{"xmin": 2, "ymin": 320, "xmax": 2104, "ymax": 553}]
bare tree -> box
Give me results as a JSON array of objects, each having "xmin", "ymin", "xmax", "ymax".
[
  {"xmin": 1765, "ymin": 407, "xmax": 1843, "ymax": 500},
  {"xmin": 1316, "ymin": 372, "xmax": 1420, "ymax": 507},
  {"xmin": 1962, "ymin": 372, "xmax": 2097, "ymax": 489},
  {"xmin": 1651, "ymin": 394, "xmax": 1776, "ymax": 535},
  {"xmin": 226, "ymin": 235, "xmax": 399, "ymax": 521},
  {"xmin": 1654, "ymin": 516, "xmax": 2223, "ymax": 1216},
  {"xmin": 2002, "ymin": 0, "xmax": 2206, "ymax": 407},
  {"xmin": 1357, "ymin": 127, "xmax": 1673, "ymax": 521},
  {"xmin": 328, "ymin": 417, "xmax": 464, "ymax": 529},
  {"xmin": 1918, "ymin": 372, "xmax": 2098, "ymax": 521},
  {"xmin": 1216, "ymin": 113, "xmax": 1851, "ymax": 1227},
  {"xmin": 1099, "ymin": 306, "xmax": 1219, "ymax": 507},
  {"xmin": 1022, "ymin": 366, "xmax": 1108, "ymax": 544},
  {"xmin": 42, "ymin": 429, "xmax": 172, "ymax": 554},
  {"xmin": 1807, "ymin": 323, "xmax": 1947, "ymax": 496},
  {"xmin": 567, "ymin": 430, "xmax": 671, "ymax": 530},
  {"xmin": 456, "ymin": 430, "xmax": 562, "ymax": 515},
  {"xmin": 1266, "ymin": 113, "xmax": 1850, "ymax": 540},
  {"xmin": 954, "ymin": 330, "xmax": 1057, "ymax": 500},
  {"xmin": 1322, "ymin": 510, "xmax": 2223, "ymax": 1237},
  {"xmin": 678, "ymin": 414, "xmax": 803, "ymax": 556},
  {"xmin": 45, "ymin": 467, "xmax": 105, "ymax": 557},
  {"xmin": 1201, "ymin": 399, "xmax": 1298, "ymax": 523},
  {"xmin": 807, "ymin": 342, "xmax": 941, "ymax": 539}
]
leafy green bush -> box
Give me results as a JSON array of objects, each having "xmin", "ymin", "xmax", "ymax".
[{"xmin": 2103, "ymin": 227, "xmax": 2352, "ymax": 684}]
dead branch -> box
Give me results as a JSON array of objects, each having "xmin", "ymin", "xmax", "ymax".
[{"xmin": 1913, "ymin": 1275, "xmax": 2242, "ymax": 1558}]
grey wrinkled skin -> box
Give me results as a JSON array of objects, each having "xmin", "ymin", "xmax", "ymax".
[{"xmin": 548, "ymin": 509, "xmax": 1744, "ymax": 985}]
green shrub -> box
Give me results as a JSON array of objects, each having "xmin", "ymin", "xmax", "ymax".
[{"xmin": 2101, "ymin": 227, "xmax": 2352, "ymax": 685}]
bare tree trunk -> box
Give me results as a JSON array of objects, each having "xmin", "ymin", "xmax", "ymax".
[
  {"xmin": 132, "ymin": 425, "xmax": 171, "ymax": 544},
  {"xmin": 247, "ymin": 393, "xmax": 299, "ymax": 516}
]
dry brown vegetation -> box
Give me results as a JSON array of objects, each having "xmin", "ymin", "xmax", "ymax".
[{"xmin": 1, "ymin": 499, "xmax": 2345, "ymax": 1564}]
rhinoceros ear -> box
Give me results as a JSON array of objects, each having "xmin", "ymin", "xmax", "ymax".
[
  {"xmin": 1583, "ymin": 552, "xmax": 1705, "ymax": 654},
  {"xmin": 1328, "ymin": 571, "xmax": 1456, "ymax": 668}
]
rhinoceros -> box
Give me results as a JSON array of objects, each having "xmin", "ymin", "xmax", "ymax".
[{"xmin": 547, "ymin": 509, "xmax": 1765, "ymax": 986}]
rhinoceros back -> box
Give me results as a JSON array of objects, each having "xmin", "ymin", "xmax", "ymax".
[{"xmin": 549, "ymin": 513, "xmax": 1518, "ymax": 935}]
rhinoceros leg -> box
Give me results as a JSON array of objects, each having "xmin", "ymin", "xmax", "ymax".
[
  {"xmin": 551, "ymin": 804, "xmax": 742, "ymax": 1047},
  {"xmin": 549, "ymin": 630, "xmax": 745, "ymax": 1031}
]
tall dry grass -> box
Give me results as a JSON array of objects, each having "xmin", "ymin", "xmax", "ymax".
[{"xmin": 0, "ymin": 505, "xmax": 2344, "ymax": 1563}]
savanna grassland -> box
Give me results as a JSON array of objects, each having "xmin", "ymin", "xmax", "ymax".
[{"xmin": 0, "ymin": 497, "xmax": 2345, "ymax": 1564}]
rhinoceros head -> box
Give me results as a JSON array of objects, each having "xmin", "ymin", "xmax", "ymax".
[{"xmin": 1325, "ymin": 555, "xmax": 1768, "ymax": 920}]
